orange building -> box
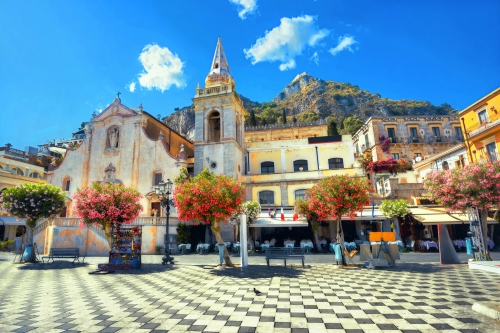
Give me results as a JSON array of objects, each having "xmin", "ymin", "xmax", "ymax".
[{"xmin": 460, "ymin": 87, "xmax": 500, "ymax": 163}]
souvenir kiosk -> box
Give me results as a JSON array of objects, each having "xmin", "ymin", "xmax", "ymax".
[{"xmin": 99, "ymin": 224, "xmax": 142, "ymax": 270}]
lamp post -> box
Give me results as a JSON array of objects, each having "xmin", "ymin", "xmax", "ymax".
[{"xmin": 154, "ymin": 179, "xmax": 175, "ymax": 265}]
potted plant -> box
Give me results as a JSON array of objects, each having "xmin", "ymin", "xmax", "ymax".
[{"xmin": 155, "ymin": 245, "xmax": 163, "ymax": 254}]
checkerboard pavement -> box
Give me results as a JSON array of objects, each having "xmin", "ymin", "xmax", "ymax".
[{"xmin": 1, "ymin": 253, "xmax": 499, "ymax": 333}]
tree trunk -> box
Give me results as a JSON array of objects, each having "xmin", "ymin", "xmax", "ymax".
[
  {"xmin": 212, "ymin": 221, "xmax": 234, "ymax": 267},
  {"xmin": 26, "ymin": 226, "xmax": 36, "ymax": 263},
  {"xmin": 337, "ymin": 217, "xmax": 346, "ymax": 266},
  {"xmin": 313, "ymin": 229, "xmax": 321, "ymax": 251},
  {"xmin": 105, "ymin": 224, "xmax": 113, "ymax": 247},
  {"xmin": 480, "ymin": 208, "xmax": 491, "ymax": 260}
]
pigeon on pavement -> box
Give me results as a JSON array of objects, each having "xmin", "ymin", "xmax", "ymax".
[{"xmin": 253, "ymin": 288, "xmax": 262, "ymax": 296}]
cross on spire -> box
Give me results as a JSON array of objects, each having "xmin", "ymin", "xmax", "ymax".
[{"xmin": 117, "ymin": 92, "xmax": 121, "ymax": 99}]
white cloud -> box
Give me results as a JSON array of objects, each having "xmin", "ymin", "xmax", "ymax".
[
  {"xmin": 329, "ymin": 35, "xmax": 357, "ymax": 56},
  {"xmin": 229, "ymin": 0, "xmax": 257, "ymax": 19},
  {"xmin": 279, "ymin": 59, "xmax": 296, "ymax": 71},
  {"xmin": 244, "ymin": 15, "xmax": 329, "ymax": 71},
  {"xmin": 310, "ymin": 51, "xmax": 319, "ymax": 65},
  {"xmin": 127, "ymin": 82, "xmax": 136, "ymax": 93},
  {"xmin": 137, "ymin": 44, "xmax": 186, "ymax": 92}
]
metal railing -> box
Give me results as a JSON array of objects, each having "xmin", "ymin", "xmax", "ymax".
[{"xmin": 390, "ymin": 136, "xmax": 463, "ymax": 145}]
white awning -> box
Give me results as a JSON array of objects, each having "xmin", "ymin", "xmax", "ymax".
[
  {"xmin": 410, "ymin": 207, "xmax": 498, "ymax": 225},
  {"xmin": 250, "ymin": 211, "xmax": 308, "ymax": 227},
  {"xmin": 250, "ymin": 218, "xmax": 308, "ymax": 228},
  {"xmin": 0, "ymin": 216, "xmax": 26, "ymax": 226}
]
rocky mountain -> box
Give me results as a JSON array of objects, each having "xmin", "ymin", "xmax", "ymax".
[
  {"xmin": 162, "ymin": 106, "xmax": 195, "ymax": 139},
  {"xmin": 163, "ymin": 73, "xmax": 457, "ymax": 138}
]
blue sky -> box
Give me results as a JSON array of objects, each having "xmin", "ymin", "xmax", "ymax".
[{"xmin": 1, "ymin": 0, "xmax": 499, "ymax": 149}]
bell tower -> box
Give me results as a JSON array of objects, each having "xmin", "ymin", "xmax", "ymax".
[{"xmin": 193, "ymin": 37, "xmax": 246, "ymax": 179}]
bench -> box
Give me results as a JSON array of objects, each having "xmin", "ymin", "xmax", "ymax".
[
  {"xmin": 42, "ymin": 248, "xmax": 84, "ymax": 264},
  {"xmin": 265, "ymin": 247, "xmax": 305, "ymax": 267}
]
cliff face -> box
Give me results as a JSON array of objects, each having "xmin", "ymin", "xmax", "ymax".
[
  {"xmin": 162, "ymin": 106, "xmax": 195, "ymax": 139},
  {"xmin": 162, "ymin": 73, "xmax": 457, "ymax": 138}
]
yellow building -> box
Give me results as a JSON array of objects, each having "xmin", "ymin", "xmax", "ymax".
[
  {"xmin": 460, "ymin": 87, "xmax": 500, "ymax": 163},
  {"xmin": 0, "ymin": 144, "xmax": 47, "ymax": 241},
  {"xmin": 243, "ymin": 123, "xmax": 362, "ymax": 242}
]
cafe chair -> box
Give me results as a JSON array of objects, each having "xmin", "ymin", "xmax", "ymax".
[{"xmin": 343, "ymin": 248, "xmax": 358, "ymax": 265}]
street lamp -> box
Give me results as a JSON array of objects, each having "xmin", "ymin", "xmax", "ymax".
[{"xmin": 154, "ymin": 179, "xmax": 175, "ymax": 265}]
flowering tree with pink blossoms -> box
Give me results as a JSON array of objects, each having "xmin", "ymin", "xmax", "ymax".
[
  {"xmin": 73, "ymin": 182, "xmax": 143, "ymax": 243},
  {"xmin": 1, "ymin": 183, "xmax": 66, "ymax": 262},
  {"xmin": 424, "ymin": 161, "xmax": 500, "ymax": 258},
  {"xmin": 173, "ymin": 169, "xmax": 245, "ymax": 267}
]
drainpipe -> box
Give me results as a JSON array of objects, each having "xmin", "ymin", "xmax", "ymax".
[{"xmin": 315, "ymin": 146, "xmax": 320, "ymax": 170}]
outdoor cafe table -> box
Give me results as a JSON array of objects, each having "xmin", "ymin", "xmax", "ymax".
[
  {"xmin": 300, "ymin": 241, "xmax": 313, "ymax": 254},
  {"xmin": 454, "ymin": 240, "xmax": 466, "ymax": 250},
  {"xmin": 422, "ymin": 241, "xmax": 438, "ymax": 251},
  {"xmin": 196, "ymin": 243, "xmax": 210, "ymax": 254}
]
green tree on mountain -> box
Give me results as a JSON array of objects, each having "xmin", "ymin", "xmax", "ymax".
[
  {"xmin": 282, "ymin": 109, "xmax": 287, "ymax": 124},
  {"xmin": 298, "ymin": 112, "xmax": 319, "ymax": 123},
  {"xmin": 260, "ymin": 106, "xmax": 280, "ymax": 125},
  {"xmin": 343, "ymin": 116, "xmax": 364, "ymax": 135},
  {"xmin": 249, "ymin": 110, "xmax": 257, "ymax": 126},
  {"xmin": 325, "ymin": 117, "xmax": 339, "ymax": 136}
]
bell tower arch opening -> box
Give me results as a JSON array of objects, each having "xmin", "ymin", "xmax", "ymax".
[{"xmin": 207, "ymin": 110, "xmax": 221, "ymax": 143}]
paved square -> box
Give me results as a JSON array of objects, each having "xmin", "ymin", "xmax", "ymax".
[{"xmin": 1, "ymin": 253, "xmax": 500, "ymax": 333}]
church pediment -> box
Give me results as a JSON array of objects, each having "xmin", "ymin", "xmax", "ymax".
[{"xmin": 93, "ymin": 97, "xmax": 138, "ymax": 121}]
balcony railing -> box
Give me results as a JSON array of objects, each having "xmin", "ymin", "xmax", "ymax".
[
  {"xmin": 195, "ymin": 84, "xmax": 232, "ymax": 97},
  {"xmin": 247, "ymin": 168, "xmax": 360, "ymax": 183},
  {"xmin": 390, "ymin": 136, "xmax": 463, "ymax": 145},
  {"xmin": 32, "ymin": 217, "xmax": 181, "ymax": 236},
  {"xmin": 467, "ymin": 112, "xmax": 500, "ymax": 137}
]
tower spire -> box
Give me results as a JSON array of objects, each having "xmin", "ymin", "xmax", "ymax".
[{"xmin": 205, "ymin": 37, "xmax": 234, "ymax": 88}]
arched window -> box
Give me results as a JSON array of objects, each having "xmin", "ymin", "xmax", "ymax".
[
  {"xmin": 30, "ymin": 172, "xmax": 41, "ymax": 179},
  {"xmin": 63, "ymin": 178, "xmax": 71, "ymax": 191},
  {"xmin": 442, "ymin": 161, "xmax": 449, "ymax": 170},
  {"xmin": 106, "ymin": 126, "xmax": 120, "ymax": 149},
  {"xmin": 11, "ymin": 168, "xmax": 24, "ymax": 176},
  {"xmin": 328, "ymin": 158, "xmax": 344, "ymax": 169},
  {"xmin": 295, "ymin": 189, "xmax": 307, "ymax": 201},
  {"xmin": 153, "ymin": 171, "xmax": 163, "ymax": 186},
  {"xmin": 259, "ymin": 191, "xmax": 275, "ymax": 205},
  {"xmin": 260, "ymin": 161, "xmax": 275, "ymax": 174},
  {"xmin": 207, "ymin": 111, "xmax": 221, "ymax": 143},
  {"xmin": 293, "ymin": 160, "xmax": 308, "ymax": 172}
]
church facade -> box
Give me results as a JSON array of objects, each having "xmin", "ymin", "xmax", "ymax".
[{"xmin": 47, "ymin": 99, "xmax": 194, "ymax": 217}]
